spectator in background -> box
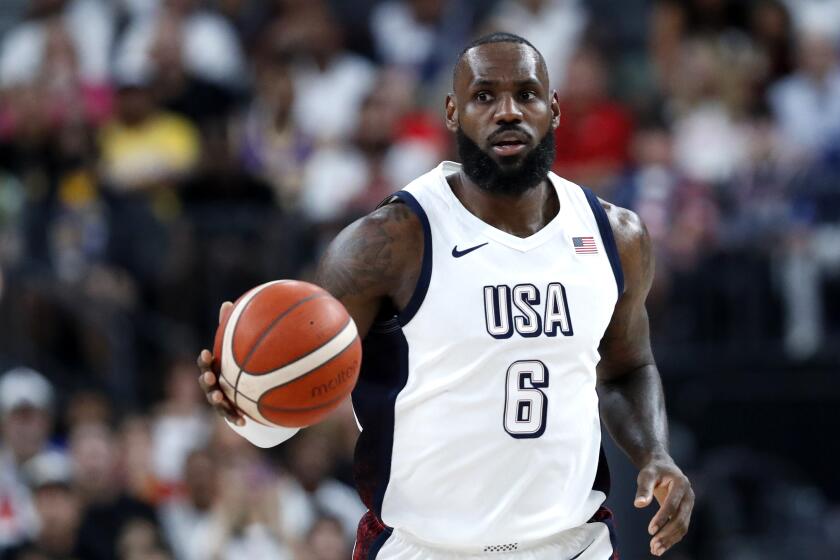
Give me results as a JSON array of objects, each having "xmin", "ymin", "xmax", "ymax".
[
  {"xmin": 769, "ymin": 25, "xmax": 840, "ymax": 163},
  {"xmin": 2, "ymin": 451, "xmax": 88, "ymax": 560},
  {"xmin": 0, "ymin": 2, "xmax": 114, "ymax": 142},
  {"xmin": 159, "ymin": 448, "xmax": 217, "ymax": 560},
  {"xmin": 115, "ymin": 517, "xmax": 171, "ymax": 560},
  {"xmin": 151, "ymin": 359, "xmax": 212, "ymax": 498},
  {"xmin": 235, "ymin": 45, "xmax": 314, "ymax": 209},
  {"xmin": 114, "ymin": 0, "xmax": 245, "ymax": 93},
  {"xmin": 184, "ymin": 454, "xmax": 291, "ymax": 560},
  {"xmin": 650, "ymin": 0, "xmax": 751, "ymax": 95},
  {"xmin": 552, "ymin": 45, "xmax": 633, "ymax": 193},
  {"xmin": 767, "ymin": 17, "xmax": 840, "ymax": 359},
  {"xmin": 70, "ymin": 422, "xmax": 160, "ymax": 560},
  {"xmin": 781, "ymin": 0, "xmax": 840, "ymax": 42},
  {"xmin": 276, "ymin": 426, "xmax": 364, "ymax": 543},
  {"xmin": 614, "ymin": 122, "xmax": 719, "ymax": 315},
  {"xmin": 272, "ymin": 1, "xmax": 376, "ymax": 144},
  {"xmin": 0, "ymin": 0, "xmax": 113, "ymax": 90},
  {"xmin": 121, "ymin": 415, "xmax": 159, "ymax": 506},
  {"xmin": 749, "ymin": 0, "xmax": 795, "ymax": 93},
  {"xmin": 141, "ymin": 9, "xmax": 240, "ymax": 129},
  {"xmin": 303, "ymin": 516, "xmax": 350, "ymax": 560},
  {"xmin": 484, "ymin": 0, "xmax": 588, "ymax": 88},
  {"xmin": 98, "ymin": 77, "xmax": 200, "ymax": 195},
  {"xmin": 0, "ymin": 368, "xmax": 55, "ymax": 549},
  {"xmin": 370, "ymin": 0, "xmax": 474, "ymax": 87},
  {"xmin": 299, "ymin": 77, "xmax": 441, "ymax": 226},
  {"xmin": 667, "ymin": 39, "xmax": 754, "ymax": 185}
]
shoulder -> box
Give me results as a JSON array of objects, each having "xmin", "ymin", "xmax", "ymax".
[
  {"xmin": 351, "ymin": 200, "xmax": 423, "ymax": 246},
  {"xmin": 317, "ymin": 200, "xmax": 423, "ymax": 301},
  {"xmin": 600, "ymin": 199, "xmax": 652, "ymax": 295},
  {"xmin": 601, "ymin": 200, "xmax": 647, "ymax": 252}
]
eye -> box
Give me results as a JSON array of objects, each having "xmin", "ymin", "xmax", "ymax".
[
  {"xmin": 519, "ymin": 90, "xmax": 537, "ymax": 101},
  {"xmin": 475, "ymin": 91, "xmax": 493, "ymax": 103}
]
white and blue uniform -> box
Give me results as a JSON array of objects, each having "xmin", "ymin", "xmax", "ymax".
[
  {"xmin": 352, "ymin": 162, "xmax": 623, "ymax": 559},
  {"xmin": 231, "ymin": 161, "xmax": 624, "ymax": 559}
]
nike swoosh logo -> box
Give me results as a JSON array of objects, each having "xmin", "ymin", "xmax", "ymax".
[{"xmin": 452, "ymin": 242, "xmax": 488, "ymax": 258}]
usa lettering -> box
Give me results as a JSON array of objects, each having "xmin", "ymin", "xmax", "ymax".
[{"xmin": 483, "ymin": 283, "xmax": 573, "ymax": 339}]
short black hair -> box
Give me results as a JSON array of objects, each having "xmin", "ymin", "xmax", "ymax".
[{"xmin": 453, "ymin": 32, "xmax": 547, "ymax": 86}]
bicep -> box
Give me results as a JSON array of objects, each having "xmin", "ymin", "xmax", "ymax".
[
  {"xmin": 314, "ymin": 203, "xmax": 421, "ymax": 338},
  {"xmin": 597, "ymin": 208, "xmax": 656, "ymax": 381}
]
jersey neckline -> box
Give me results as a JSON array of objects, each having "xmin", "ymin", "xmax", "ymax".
[{"xmin": 434, "ymin": 161, "xmax": 570, "ymax": 253}]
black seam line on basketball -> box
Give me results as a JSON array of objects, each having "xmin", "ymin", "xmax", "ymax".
[
  {"xmin": 240, "ymin": 315, "xmax": 353, "ymax": 376},
  {"xmin": 232, "ymin": 292, "xmax": 329, "ymax": 406},
  {"xmin": 228, "ymin": 286, "xmax": 273, "ymax": 409},
  {"xmin": 243, "ymin": 389, "xmax": 348, "ymax": 414},
  {"xmin": 235, "ymin": 387, "xmax": 347, "ymax": 412},
  {"xmin": 236, "ymin": 330, "xmax": 357, "ymax": 400}
]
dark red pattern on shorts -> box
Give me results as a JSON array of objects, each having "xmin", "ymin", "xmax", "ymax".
[
  {"xmin": 589, "ymin": 506, "xmax": 620, "ymax": 559},
  {"xmin": 353, "ymin": 511, "xmax": 389, "ymax": 560}
]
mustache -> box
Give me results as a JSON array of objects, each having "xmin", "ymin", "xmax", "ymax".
[{"xmin": 487, "ymin": 124, "xmax": 533, "ymax": 144}]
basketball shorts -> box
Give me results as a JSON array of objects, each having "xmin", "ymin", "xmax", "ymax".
[{"xmin": 353, "ymin": 507, "xmax": 619, "ymax": 560}]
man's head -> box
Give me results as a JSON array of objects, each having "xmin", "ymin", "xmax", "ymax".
[
  {"xmin": 183, "ymin": 448, "xmax": 218, "ymax": 511},
  {"xmin": 447, "ymin": 33, "xmax": 560, "ymax": 195},
  {"xmin": 0, "ymin": 367, "xmax": 54, "ymax": 463},
  {"xmin": 24, "ymin": 451, "xmax": 81, "ymax": 549},
  {"xmin": 69, "ymin": 422, "xmax": 119, "ymax": 503}
]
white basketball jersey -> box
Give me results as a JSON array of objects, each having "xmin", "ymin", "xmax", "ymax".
[{"xmin": 351, "ymin": 161, "xmax": 624, "ymax": 551}]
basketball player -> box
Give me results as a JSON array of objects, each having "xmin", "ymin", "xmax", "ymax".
[{"xmin": 197, "ymin": 33, "xmax": 693, "ymax": 559}]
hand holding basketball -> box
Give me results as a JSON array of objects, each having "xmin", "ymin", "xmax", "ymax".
[
  {"xmin": 199, "ymin": 280, "xmax": 362, "ymax": 429},
  {"xmin": 198, "ymin": 301, "xmax": 245, "ymax": 426}
]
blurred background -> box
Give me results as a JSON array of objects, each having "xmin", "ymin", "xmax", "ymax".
[{"xmin": 0, "ymin": 0, "xmax": 838, "ymax": 558}]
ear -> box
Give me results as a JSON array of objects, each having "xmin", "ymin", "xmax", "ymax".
[
  {"xmin": 445, "ymin": 93, "xmax": 459, "ymax": 133},
  {"xmin": 550, "ymin": 90, "xmax": 561, "ymax": 129}
]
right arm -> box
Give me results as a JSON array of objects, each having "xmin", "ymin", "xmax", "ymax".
[{"xmin": 197, "ymin": 201, "xmax": 422, "ymax": 443}]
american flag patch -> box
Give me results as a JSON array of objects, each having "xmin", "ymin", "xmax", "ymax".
[{"xmin": 573, "ymin": 236, "xmax": 598, "ymax": 254}]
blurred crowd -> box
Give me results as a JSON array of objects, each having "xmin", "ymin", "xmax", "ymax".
[
  {"xmin": 0, "ymin": 0, "xmax": 839, "ymax": 558},
  {"xmin": 0, "ymin": 365, "xmax": 363, "ymax": 560}
]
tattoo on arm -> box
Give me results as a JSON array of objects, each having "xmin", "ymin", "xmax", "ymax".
[{"xmin": 314, "ymin": 203, "xmax": 421, "ymax": 336}]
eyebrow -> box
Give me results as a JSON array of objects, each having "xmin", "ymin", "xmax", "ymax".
[{"xmin": 470, "ymin": 78, "xmax": 543, "ymax": 89}]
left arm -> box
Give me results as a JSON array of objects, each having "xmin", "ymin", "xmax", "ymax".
[{"xmin": 596, "ymin": 203, "xmax": 694, "ymax": 557}]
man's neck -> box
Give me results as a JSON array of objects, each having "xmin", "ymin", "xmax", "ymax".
[{"xmin": 448, "ymin": 171, "xmax": 559, "ymax": 238}]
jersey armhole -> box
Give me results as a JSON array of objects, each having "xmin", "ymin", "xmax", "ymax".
[
  {"xmin": 378, "ymin": 191, "xmax": 433, "ymax": 326},
  {"xmin": 581, "ymin": 187, "xmax": 625, "ymax": 298}
]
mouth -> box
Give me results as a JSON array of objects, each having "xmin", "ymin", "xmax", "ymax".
[
  {"xmin": 491, "ymin": 140, "xmax": 528, "ymax": 157},
  {"xmin": 489, "ymin": 131, "xmax": 530, "ymax": 157}
]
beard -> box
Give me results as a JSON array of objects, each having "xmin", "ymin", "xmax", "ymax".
[{"xmin": 456, "ymin": 125, "xmax": 555, "ymax": 196}]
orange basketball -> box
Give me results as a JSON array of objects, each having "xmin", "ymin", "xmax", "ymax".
[{"xmin": 212, "ymin": 280, "xmax": 361, "ymax": 428}]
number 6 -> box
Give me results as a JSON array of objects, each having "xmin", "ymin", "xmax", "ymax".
[{"xmin": 504, "ymin": 360, "xmax": 549, "ymax": 439}]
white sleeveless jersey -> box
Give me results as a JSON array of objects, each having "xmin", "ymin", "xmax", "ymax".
[{"xmin": 351, "ymin": 161, "xmax": 624, "ymax": 551}]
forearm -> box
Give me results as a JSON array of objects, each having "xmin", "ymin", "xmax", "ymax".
[{"xmin": 598, "ymin": 364, "xmax": 669, "ymax": 469}]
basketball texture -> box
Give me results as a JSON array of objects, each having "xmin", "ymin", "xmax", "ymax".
[{"xmin": 212, "ymin": 280, "xmax": 361, "ymax": 428}]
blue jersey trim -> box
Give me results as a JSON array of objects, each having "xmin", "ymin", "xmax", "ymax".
[
  {"xmin": 390, "ymin": 190, "xmax": 432, "ymax": 326},
  {"xmin": 351, "ymin": 325, "xmax": 410, "ymax": 519},
  {"xmin": 581, "ymin": 188, "xmax": 625, "ymax": 298}
]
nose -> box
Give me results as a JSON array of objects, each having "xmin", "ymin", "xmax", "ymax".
[{"xmin": 494, "ymin": 94, "xmax": 523, "ymax": 124}]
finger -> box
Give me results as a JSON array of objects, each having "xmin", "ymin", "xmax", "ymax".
[
  {"xmin": 202, "ymin": 370, "xmax": 217, "ymax": 389},
  {"xmin": 219, "ymin": 301, "xmax": 233, "ymax": 325},
  {"xmin": 649, "ymin": 479, "xmax": 684, "ymax": 535},
  {"xmin": 206, "ymin": 391, "xmax": 246, "ymax": 425},
  {"xmin": 197, "ymin": 349, "xmax": 213, "ymax": 370},
  {"xmin": 635, "ymin": 468, "xmax": 657, "ymax": 508},
  {"xmin": 650, "ymin": 493, "xmax": 694, "ymax": 556}
]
